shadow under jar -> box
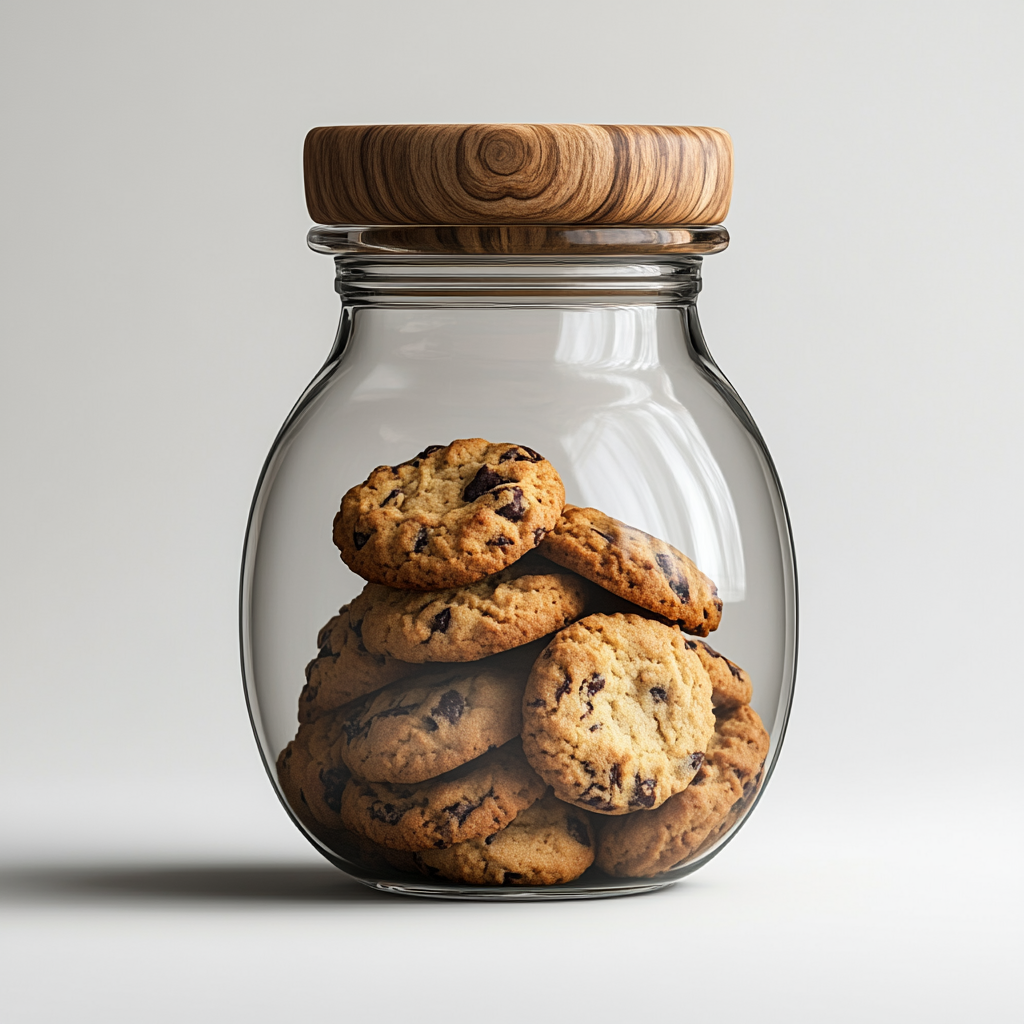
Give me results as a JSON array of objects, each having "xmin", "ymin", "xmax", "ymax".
[{"xmin": 240, "ymin": 124, "xmax": 797, "ymax": 900}]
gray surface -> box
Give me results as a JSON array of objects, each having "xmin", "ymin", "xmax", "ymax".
[{"xmin": 1, "ymin": 1, "xmax": 1021, "ymax": 1019}]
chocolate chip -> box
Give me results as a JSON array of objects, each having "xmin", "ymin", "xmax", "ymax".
[
  {"xmin": 650, "ymin": 687, "xmax": 667, "ymax": 703},
  {"xmin": 484, "ymin": 833, "xmax": 496, "ymax": 845},
  {"xmin": 498, "ymin": 446, "xmax": 543, "ymax": 463},
  {"xmin": 565, "ymin": 817, "xmax": 591, "ymax": 847},
  {"xmin": 583, "ymin": 674, "xmax": 605, "ymax": 698},
  {"xmin": 463, "ymin": 465, "xmax": 506, "ymax": 502},
  {"xmin": 415, "ymin": 445, "xmax": 445, "ymax": 460},
  {"xmin": 684, "ymin": 640, "xmax": 697, "ymax": 650},
  {"xmin": 422, "ymin": 716, "xmax": 439, "ymax": 732},
  {"xmin": 342, "ymin": 717, "xmax": 368, "ymax": 742},
  {"xmin": 630, "ymin": 774, "xmax": 657, "ymax": 808},
  {"xmin": 609, "ymin": 763, "xmax": 622, "ymax": 788},
  {"xmin": 488, "ymin": 535, "xmax": 515, "ymax": 546},
  {"xmin": 582, "ymin": 795, "xmax": 614, "ymax": 810},
  {"xmin": 533, "ymin": 528, "xmax": 547, "ymax": 545},
  {"xmin": 495, "ymin": 486, "xmax": 526, "ymax": 522},
  {"xmin": 655, "ymin": 553, "xmax": 690, "ymax": 603},
  {"xmin": 414, "ymin": 526, "xmax": 429, "ymax": 553},
  {"xmin": 527, "ymin": 698, "xmax": 547, "ymax": 708},
  {"xmin": 502, "ymin": 872, "xmax": 523, "ymax": 884},
  {"xmin": 589, "ymin": 723, "xmax": 602, "ymax": 732},
  {"xmin": 380, "ymin": 488, "xmax": 401, "ymax": 506},
  {"xmin": 592, "ymin": 528, "xmax": 615, "ymax": 543},
  {"xmin": 353, "ymin": 531, "xmax": 371, "ymax": 550},
  {"xmin": 368, "ymin": 802, "xmax": 403, "ymax": 825},
  {"xmin": 688, "ymin": 752, "xmax": 705, "ymax": 771},
  {"xmin": 554, "ymin": 674, "xmax": 571, "ymax": 703},
  {"xmin": 319, "ymin": 767, "xmax": 349, "ymax": 813},
  {"xmin": 442, "ymin": 797, "xmax": 481, "ymax": 825},
  {"xmin": 317, "ymin": 640, "xmax": 333, "ymax": 660},
  {"xmin": 430, "ymin": 608, "xmax": 452, "ymax": 635},
  {"xmin": 430, "ymin": 689, "xmax": 465, "ymax": 725}
]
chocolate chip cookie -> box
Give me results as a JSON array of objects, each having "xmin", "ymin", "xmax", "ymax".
[
  {"xmin": 275, "ymin": 713, "xmax": 350, "ymax": 830},
  {"xmin": 339, "ymin": 654, "xmax": 531, "ymax": 783},
  {"xmin": 416, "ymin": 792, "xmax": 596, "ymax": 885},
  {"xmin": 538, "ymin": 506, "xmax": 722, "ymax": 635},
  {"xmin": 521, "ymin": 613, "xmax": 715, "ymax": 814},
  {"xmin": 298, "ymin": 602, "xmax": 420, "ymax": 724},
  {"xmin": 334, "ymin": 439, "xmax": 565, "ymax": 590},
  {"xmin": 685, "ymin": 638, "xmax": 753, "ymax": 710},
  {"xmin": 339, "ymin": 740, "xmax": 546, "ymax": 851},
  {"xmin": 276, "ymin": 737, "xmax": 401, "ymax": 872},
  {"xmin": 595, "ymin": 703, "xmax": 770, "ymax": 877},
  {"xmin": 355, "ymin": 554, "xmax": 589, "ymax": 663}
]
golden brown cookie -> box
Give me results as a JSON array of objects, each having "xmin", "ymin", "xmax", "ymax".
[
  {"xmin": 521, "ymin": 613, "xmax": 715, "ymax": 815},
  {"xmin": 538, "ymin": 505, "xmax": 722, "ymax": 635},
  {"xmin": 338, "ymin": 654, "xmax": 530, "ymax": 783},
  {"xmin": 685, "ymin": 638, "xmax": 753, "ymax": 710},
  {"xmin": 416, "ymin": 793, "xmax": 596, "ymax": 885},
  {"xmin": 339, "ymin": 740, "xmax": 545, "ymax": 852},
  {"xmin": 595, "ymin": 703, "xmax": 770, "ymax": 877},
  {"xmin": 355, "ymin": 554, "xmax": 589, "ymax": 663},
  {"xmin": 334, "ymin": 439, "xmax": 565, "ymax": 590},
  {"xmin": 298, "ymin": 603, "xmax": 420, "ymax": 724}
]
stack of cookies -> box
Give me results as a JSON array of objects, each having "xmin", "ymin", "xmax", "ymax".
[{"xmin": 276, "ymin": 438, "xmax": 769, "ymax": 885}]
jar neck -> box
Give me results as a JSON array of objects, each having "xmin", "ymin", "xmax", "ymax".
[{"xmin": 332, "ymin": 257, "xmax": 703, "ymax": 307}]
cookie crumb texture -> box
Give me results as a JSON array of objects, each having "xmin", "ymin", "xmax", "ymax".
[
  {"xmin": 595, "ymin": 704, "xmax": 770, "ymax": 877},
  {"xmin": 416, "ymin": 793, "xmax": 596, "ymax": 885},
  {"xmin": 540, "ymin": 505, "xmax": 723, "ymax": 635},
  {"xmin": 298, "ymin": 604, "xmax": 420, "ymax": 724},
  {"xmin": 334, "ymin": 439, "xmax": 565, "ymax": 590},
  {"xmin": 273, "ymin": 437, "xmax": 773, "ymax": 887},
  {"xmin": 339, "ymin": 740, "xmax": 546, "ymax": 851},
  {"xmin": 355, "ymin": 555, "xmax": 589, "ymax": 663},
  {"xmin": 338, "ymin": 658, "xmax": 529, "ymax": 783},
  {"xmin": 521, "ymin": 614, "xmax": 716, "ymax": 814}
]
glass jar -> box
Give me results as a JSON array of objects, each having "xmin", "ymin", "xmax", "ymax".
[{"xmin": 241, "ymin": 125, "xmax": 797, "ymax": 899}]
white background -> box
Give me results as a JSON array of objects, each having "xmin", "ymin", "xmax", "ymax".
[{"xmin": 1, "ymin": 1, "xmax": 1021, "ymax": 1020}]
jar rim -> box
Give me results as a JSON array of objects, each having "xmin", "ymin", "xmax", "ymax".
[{"xmin": 307, "ymin": 224, "xmax": 729, "ymax": 258}]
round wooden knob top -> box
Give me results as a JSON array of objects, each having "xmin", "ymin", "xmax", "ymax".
[{"xmin": 304, "ymin": 124, "xmax": 732, "ymax": 227}]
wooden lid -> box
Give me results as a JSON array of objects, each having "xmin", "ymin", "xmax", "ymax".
[{"xmin": 304, "ymin": 124, "xmax": 732, "ymax": 227}]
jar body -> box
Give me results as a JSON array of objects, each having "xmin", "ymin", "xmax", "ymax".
[{"xmin": 241, "ymin": 255, "xmax": 796, "ymax": 898}]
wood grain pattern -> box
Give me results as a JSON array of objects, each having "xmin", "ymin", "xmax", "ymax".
[{"xmin": 304, "ymin": 124, "xmax": 732, "ymax": 226}]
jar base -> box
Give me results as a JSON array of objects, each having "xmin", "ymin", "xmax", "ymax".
[{"xmin": 357, "ymin": 877, "xmax": 675, "ymax": 902}]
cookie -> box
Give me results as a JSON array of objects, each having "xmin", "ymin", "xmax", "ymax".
[
  {"xmin": 521, "ymin": 613, "xmax": 715, "ymax": 814},
  {"xmin": 339, "ymin": 654, "xmax": 530, "ymax": 783},
  {"xmin": 275, "ymin": 714, "xmax": 351, "ymax": 831},
  {"xmin": 595, "ymin": 703, "xmax": 770, "ymax": 877},
  {"xmin": 334, "ymin": 439, "xmax": 565, "ymax": 590},
  {"xmin": 275, "ymin": 744, "xmax": 397, "ymax": 876},
  {"xmin": 538, "ymin": 505, "xmax": 722, "ymax": 635},
  {"xmin": 339, "ymin": 740, "xmax": 546, "ymax": 852},
  {"xmin": 416, "ymin": 793, "xmax": 595, "ymax": 886},
  {"xmin": 685, "ymin": 638, "xmax": 753, "ymax": 710},
  {"xmin": 355, "ymin": 554, "xmax": 590, "ymax": 663},
  {"xmin": 298, "ymin": 603, "xmax": 420, "ymax": 724}
]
